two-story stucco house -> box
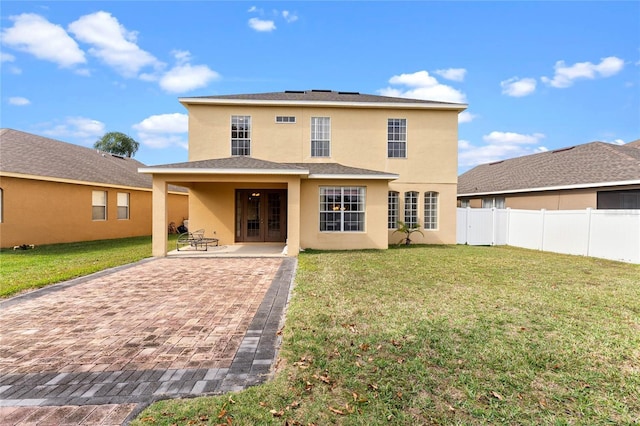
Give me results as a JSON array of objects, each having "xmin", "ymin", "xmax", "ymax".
[{"xmin": 140, "ymin": 90, "xmax": 467, "ymax": 256}]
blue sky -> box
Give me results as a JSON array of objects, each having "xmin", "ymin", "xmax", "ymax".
[{"xmin": 2, "ymin": 1, "xmax": 639, "ymax": 173}]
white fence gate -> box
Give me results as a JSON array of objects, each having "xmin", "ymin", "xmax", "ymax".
[{"xmin": 457, "ymin": 208, "xmax": 640, "ymax": 264}]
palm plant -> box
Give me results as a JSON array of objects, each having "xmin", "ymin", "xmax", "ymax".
[{"xmin": 393, "ymin": 220, "xmax": 424, "ymax": 245}]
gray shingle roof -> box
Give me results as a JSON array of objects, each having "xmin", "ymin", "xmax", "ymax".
[
  {"xmin": 0, "ymin": 128, "xmax": 185, "ymax": 192},
  {"xmin": 181, "ymin": 90, "xmax": 466, "ymax": 108},
  {"xmin": 141, "ymin": 157, "xmax": 396, "ymax": 178},
  {"xmin": 458, "ymin": 141, "xmax": 640, "ymax": 195}
]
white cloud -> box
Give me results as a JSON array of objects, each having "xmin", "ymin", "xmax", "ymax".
[
  {"xmin": 501, "ymin": 77, "xmax": 537, "ymax": 97},
  {"xmin": 378, "ymin": 70, "xmax": 467, "ymax": 104},
  {"xmin": 8, "ymin": 96, "xmax": 30, "ymax": 106},
  {"xmin": 157, "ymin": 50, "xmax": 220, "ymax": 93},
  {"xmin": 248, "ymin": 6, "xmax": 258, "ymax": 13},
  {"xmin": 133, "ymin": 113, "xmax": 188, "ymax": 149},
  {"xmin": 1, "ymin": 13, "xmax": 86, "ymax": 68},
  {"xmin": 606, "ymin": 139, "xmax": 625, "ymax": 145},
  {"xmin": 68, "ymin": 11, "xmax": 162, "ymax": 78},
  {"xmin": 541, "ymin": 56, "xmax": 624, "ymax": 88},
  {"xmin": 42, "ymin": 117, "xmax": 106, "ymax": 143},
  {"xmin": 248, "ymin": 17, "xmax": 276, "ymax": 32},
  {"xmin": 459, "ymin": 132, "xmax": 547, "ymax": 169},
  {"xmin": 458, "ymin": 111, "xmax": 476, "ymax": 124},
  {"xmin": 1, "ymin": 52, "xmax": 16, "ymax": 62},
  {"xmin": 434, "ymin": 68, "xmax": 466, "ymax": 82},
  {"xmin": 282, "ymin": 11, "xmax": 299, "ymax": 23}
]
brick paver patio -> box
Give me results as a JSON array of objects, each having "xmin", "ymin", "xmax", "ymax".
[{"xmin": 0, "ymin": 257, "xmax": 296, "ymax": 425}]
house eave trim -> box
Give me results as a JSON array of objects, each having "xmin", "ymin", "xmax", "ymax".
[
  {"xmin": 308, "ymin": 173, "xmax": 399, "ymax": 180},
  {"xmin": 458, "ymin": 179, "xmax": 640, "ymax": 197},
  {"xmin": 139, "ymin": 167, "xmax": 309, "ymax": 176},
  {"xmin": 0, "ymin": 171, "xmax": 160, "ymax": 192},
  {"xmin": 179, "ymin": 97, "xmax": 468, "ymax": 111}
]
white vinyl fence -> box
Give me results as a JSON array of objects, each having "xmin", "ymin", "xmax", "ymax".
[{"xmin": 457, "ymin": 208, "xmax": 640, "ymax": 264}]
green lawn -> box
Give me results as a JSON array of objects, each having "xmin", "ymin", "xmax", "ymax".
[
  {"xmin": 0, "ymin": 235, "xmax": 178, "ymax": 298},
  {"xmin": 132, "ymin": 245, "xmax": 640, "ymax": 425}
]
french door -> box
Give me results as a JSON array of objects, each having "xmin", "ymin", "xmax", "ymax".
[{"xmin": 235, "ymin": 189, "xmax": 287, "ymax": 242}]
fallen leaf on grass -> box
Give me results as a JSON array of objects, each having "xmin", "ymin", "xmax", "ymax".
[
  {"xmin": 270, "ymin": 409, "xmax": 284, "ymax": 417},
  {"xmin": 491, "ymin": 391, "xmax": 503, "ymax": 400},
  {"xmin": 313, "ymin": 373, "xmax": 332, "ymax": 384},
  {"xmin": 217, "ymin": 408, "xmax": 227, "ymax": 419},
  {"xmin": 328, "ymin": 407, "xmax": 345, "ymax": 415}
]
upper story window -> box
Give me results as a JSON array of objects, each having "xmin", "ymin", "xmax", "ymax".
[
  {"xmin": 92, "ymin": 190, "xmax": 107, "ymax": 221},
  {"xmin": 311, "ymin": 117, "xmax": 331, "ymax": 157},
  {"xmin": 404, "ymin": 191, "xmax": 418, "ymax": 228},
  {"xmin": 117, "ymin": 192, "xmax": 130, "ymax": 220},
  {"xmin": 319, "ymin": 186, "xmax": 365, "ymax": 232},
  {"xmin": 231, "ymin": 115, "xmax": 251, "ymax": 156},
  {"xmin": 276, "ymin": 116, "xmax": 296, "ymax": 123},
  {"xmin": 424, "ymin": 191, "xmax": 438, "ymax": 230},
  {"xmin": 388, "ymin": 191, "xmax": 399, "ymax": 229},
  {"xmin": 388, "ymin": 118, "xmax": 407, "ymax": 158}
]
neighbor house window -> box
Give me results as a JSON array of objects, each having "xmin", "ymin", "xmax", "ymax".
[
  {"xmin": 311, "ymin": 117, "xmax": 331, "ymax": 157},
  {"xmin": 388, "ymin": 118, "xmax": 407, "ymax": 158},
  {"xmin": 92, "ymin": 190, "xmax": 107, "ymax": 221},
  {"xmin": 482, "ymin": 197, "xmax": 505, "ymax": 209},
  {"xmin": 319, "ymin": 187, "xmax": 365, "ymax": 232},
  {"xmin": 388, "ymin": 191, "xmax": 399, "ymax": 229},
  {"xmin": 231, "ymin": 115, "xmax": 251, "ymax": 156},
  {"xmin": 404, "ymin": 191, "xmax": 418, "ymax": 227},
  {"xmin": 424, "ymin": 191, "xmax": 438, "ymax": 230},
  {"xmin": 117, "ymin": 192, "xmax": 130, "ymax": 220},
  {"xmin": 460, "ymin": 200, "xmax": 470, "ymax": 208},
  {"xmin": 276, "ymin": 116, "xmax": 296, "ymax": 123}
]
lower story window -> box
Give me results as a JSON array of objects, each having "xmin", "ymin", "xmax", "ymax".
[
  {"xmin": 482, "ymin": 197, "xmax": 505, "ymax": 209},
  {"xmin": 92, "ymin": 190, "xmax": 107, "ymax": 221},
  {"xmin": 117, "ymin": 192, "xmax": 130, "ymax": 220},
  {"xmin": 388, "ymin": 191, "xmax": 399, "ymax": 229},
  {"xmin": 424, "ymin": 191, "xmax": 438, "ymax": 230},
  {"xmin": 320, "ymin": 186, "xmax": 365, "ymax": 232},
  {"xmin": 404, "ymin": 191, "xmax": 419, "ymax": 227}
]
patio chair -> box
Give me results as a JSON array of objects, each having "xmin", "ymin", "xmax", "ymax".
[{"xmin": 176, "ymin": 229, "xmax": 219, "ymax": 251}]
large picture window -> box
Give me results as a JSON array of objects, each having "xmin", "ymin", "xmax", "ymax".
[
  {"xmin": 92, "ymin": 190, "xmax": 107, "ymax": 221},
  {"xmin": 319, "ymin": 187, "xmax": 365, "ymax": 232},
  {"xmin": 388, "ymin": 191, "xmax": 399, "ymax": 229},
  {"xmin": 311, "ymin": 117, "xmax": 331, "ymax": 157},
  {"xmin": 117, "ymin": 192, "xmax": 130, "ymax": 220},
  {"xmin": 231, "ymin": 115, "xmax": 251, "ymax": 156},
  {"xmin": 388, "ymin": 118, "xmax": 407, "ymax": 158},
  {"xmin": 424, "ymin": 191, "xmax": 438, "ymax": 230},
  {"xmin": 404, "ymin": 191, "xmax": 418, "ymax": 227}
]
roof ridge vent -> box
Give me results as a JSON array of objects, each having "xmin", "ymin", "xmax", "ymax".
[
  {"xmin": 338, "ymin": 91, "xmax": 360, "ymax": 95},
  {"xmin": 284, "ymin": 90, "xmax": 305, "ymax": 94},
  {"xmin": 552, "ymin": 146, "xmax": 575, "ymax": 154},
  {"xmin": 309, "ymin": 89, "xmax": 333, "ymax": 93}
]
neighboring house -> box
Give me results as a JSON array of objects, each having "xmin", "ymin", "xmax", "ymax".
[
  {"xmin": 0, "ymin": 129, "xmax": 188, "ymax": 248},
  {"xmin": 139, "ymin": 90, "xmax": 467, "ymax": 256},
  {"xmin": 458, "ymin": 140, "xmax": 640, "ymax": 210}
]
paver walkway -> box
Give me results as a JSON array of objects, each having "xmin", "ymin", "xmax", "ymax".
[{"xmin": 0, "ymin": 257, "xmax": 296, "ymax": 425}]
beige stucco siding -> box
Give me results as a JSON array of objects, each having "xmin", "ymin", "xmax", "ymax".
[
  {"xmin": 299, "ymin": 179, "xmax": 390, "ymax": 251},
  {"xmin": 0, "ymin": 176, "xmax": 188, "ymax": 248},
  {"xmin": 187, "ymin": 105, "xmax": 459, "ymax": 184}
]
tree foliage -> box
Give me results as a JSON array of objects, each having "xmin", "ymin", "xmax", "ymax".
[{"xmin": 94, "ymin": 132, "xmax": 140, "ymax": 157}]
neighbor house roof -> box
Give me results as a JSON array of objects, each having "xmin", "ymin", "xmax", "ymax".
[
  {"xmin": 140, "ymin": 157, "xmax": 399, "ymax": 180},
  {"xmin": 0, "ymin": 128, "xmax": 186, "ymax": 191},
  {"xmin": 179, "ymin": 90, "xmax": 467, "ymax": 111},
  {"xmin": 458, "ymin": 141, "xmax": 640, "ymax": 196}
]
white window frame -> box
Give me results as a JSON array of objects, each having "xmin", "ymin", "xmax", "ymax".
[
  {"xmin": 424, "ymin": 191, "xmax": 438, "ymax": 230},
  {"xmin": 404, "ymin": 191, "xmax": 419, "ymax": 228},
  {"xmin": 482, "ymin": 197, "xmax": 505, "ymax": 209},
  {"xmin": 388, "ymin": 118, "xmax": 407, "ymax": 158},
  {"xmin": 117, "ymin": 192, "xmax": 130, "ymax": 220},
  {"xmin": 276, "ymin": 116, "xmax": 296, "ymax": 123},
  {"xmin": 92, "ymin": 190, "xmax": 107, "ymax": 221},
  {"xmin": 231, "ymin": 115, "xmax": 251, "ymax": 156},
  {"xmin": 388, "ymin": 191, "xmax": 399, "ymax": 229},
  {"xmin": 311, "ymin": 117, "xmax": 331, "ymax": 157},
  {"xmin": 319, "ymin": 186, "xmax": 365, "ymax": 232}
]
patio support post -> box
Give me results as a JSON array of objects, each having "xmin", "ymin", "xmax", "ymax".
[
  {"xmin": 286, "ymin": 177, "xmax": 301, "ymax": 256},
  {"xmin": 152, "ymin": 177, "xmax": 168, "ymax": 257}
]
